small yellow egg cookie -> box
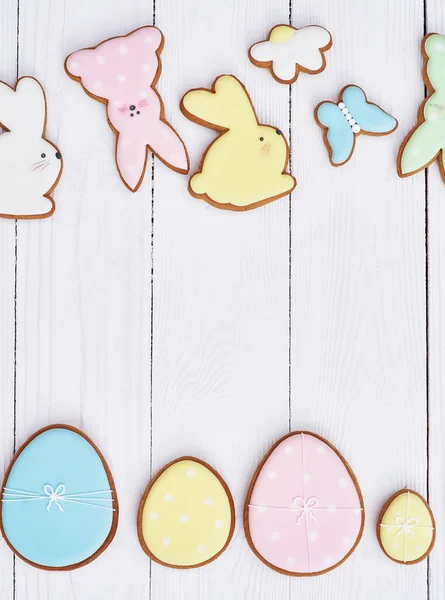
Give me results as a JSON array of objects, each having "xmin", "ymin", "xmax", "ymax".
[
  {"xmin": 377, "ymin": 489, "xmax": 435, "ymax": 564},
  {"xmin": 138, "ymin": 457, "xmax": 235, "ymax": 568}
]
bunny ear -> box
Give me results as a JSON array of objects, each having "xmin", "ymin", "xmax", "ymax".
[
  {"xmin": 181, "ymin": 75, "xmax": 258, "ymax": 131},
  {"xmin": 147, "ymin": 120, "xmax": 189, "ymax": 174},
  {"xmin": 0, "ymin": 77, "xmax": 46, "ymax": 136},
  {"xmin": 16, "ymin": 78, "xmax": 47, "ymax": 136},
  {"xmin": 116, "ymin": 134, "xmax": 148, "ymax": 192},
  {"xmin": 116, "ymin": 119, "xmax": 189, "ymax": 191},
  {"xmin": 399, "ymin": 120, "xmax": 444, "ymax": 176}
]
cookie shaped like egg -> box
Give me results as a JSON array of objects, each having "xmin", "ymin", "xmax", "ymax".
[
  {"xmin": 245, "ymin": 431, "xmax": 364, "ymax": 576},
  {"xmin": 377, "ymin": 489, "xmax": 435, "ymax": 564},
  {"xmin": 0, "ymin": 425, "xmax": 118, "ymax": 570},
  {"xmin": 138, "ymin": 457, "xmax": 235, "ymax": 568}
]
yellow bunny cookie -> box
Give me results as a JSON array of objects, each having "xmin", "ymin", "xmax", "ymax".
[{"xmin": 181, "ymin": 75, "xmax": 296, "ymax": 211}]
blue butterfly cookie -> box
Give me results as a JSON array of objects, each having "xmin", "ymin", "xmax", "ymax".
[{"xmin": 315, "ymin": 85, "xmax": 398, "ymax": 166}]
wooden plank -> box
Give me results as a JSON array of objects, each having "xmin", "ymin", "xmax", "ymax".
[
  {"xmin": 290, "ymin": 1, "xmax": 428, "ymax": 598},
  {"xmin": 1, "ymin": 1, "xmax": 434, "ymax": 598},
  {"xmin": 14, "ymin": 1, "xmax": 153, "ymax": 598},
  {"xmin": 0, "ymin": 0, "xmax": 18, "ymax": 597},
  {"xmin": 151, "ymin": 0, "xmax": 291, "ymax": 597},
  {"xmin": 424, "ymin": 3, "xmax": 445, "ymax": 599}
]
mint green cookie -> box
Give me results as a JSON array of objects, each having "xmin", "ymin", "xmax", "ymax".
[{"xmin": 400, "ymin": 34, "xmax": 445, "ymax": 178}]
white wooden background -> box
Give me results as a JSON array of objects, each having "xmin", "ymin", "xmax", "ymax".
[{"xmin": 0, "ymin": 0, "xmax": 442, "ymax": 598}]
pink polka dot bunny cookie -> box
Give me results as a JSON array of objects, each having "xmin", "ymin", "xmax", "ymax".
[{"xmin": 65, "ymin": 27, "xmax": 189, "ymax": 192}]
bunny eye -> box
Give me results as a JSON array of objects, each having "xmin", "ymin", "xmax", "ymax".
[
  {"xmin": 259, "ymin": 137, "xmax": 264, "ymax": 142},
  {"xmin": 276, "ymin": 130, "xmax": 282, "ymax": 135},
  {"xmin": 41, "ymin": 153, "xmax": 46, "ymax": 158}
]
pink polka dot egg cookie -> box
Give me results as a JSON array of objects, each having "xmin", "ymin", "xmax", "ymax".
[{"xmin": 244, "ymin": 431, "xmax": 364, "ymax": 576}]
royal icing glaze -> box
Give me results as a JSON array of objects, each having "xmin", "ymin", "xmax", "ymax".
[
  {"xmin": 398, "ymin": 34, "xmax": 445, "ymax": 182},
  {"xmin": 249, "ymin": 25, "xmax": 332, "ymax": 84},
  {"xmin": 0, "ymin": 426, "xmax": 118, "ymax": 570},
  {"xmin": 138, "ymin": 458, "xmax": 234, "ymax": 568},
  {"xmin": 245, "ymin": 432, "xmax": 364, "ymax": 576},
  {"xmin": 316, "ymin": 85, "xmax": 398, "ymax": 166},
  {"xmin": 181, "ymin": 75, "xmax": 296, "ymax": 211},
  {"xmin": 0, "ymin": 77, "xmax": 62, "ymax": 219},
  {"xmin": 378, "ymin": 490, "xmax": 435, "ymax": 564},
  {"xmin": 65, "ymin": 27, "xmax": 189, "ymax": 192}
]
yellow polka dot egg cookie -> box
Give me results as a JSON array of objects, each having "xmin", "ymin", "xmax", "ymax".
[
  {"xmin": 377, "ymin": 489, "xmax": 435, "ymax": 564},
  {"xmin": 138, "ymin": 458, "xmax": 235, "ymax": 568}
]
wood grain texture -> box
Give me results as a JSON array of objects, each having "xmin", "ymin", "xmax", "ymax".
[
  {"xmin": 13, "ymin": 1, "xmax": 153, "ymax": 598},
  {"xmin": 425, "ymin": 4, "xmax": 445, "ymax": 600},
  {"xmin": 290, "ymin": 1, "xmax": 428, "ymax": 599},
  {"xmin": 151, "ymin": 1, "xmax": 290, "ymax": 598},
  {"xmin": 0, "ymin": 0, "xmax": 439, "ymax": 598},
  {"xmin": 0, "ymin": 0, "xmax": 17, "ymax": 597}
]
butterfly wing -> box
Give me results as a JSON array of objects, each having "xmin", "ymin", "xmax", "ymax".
[
  {"xmin": 316, "ymin": 102, "xmax": 355, "ymax": 165},
  {"xmin": 399, "ymin": 119, "xmax": 445, "ymax": 176},
  {"xmin": 343, "ymin": 86, "xmax": 397, "ymax": 134}
]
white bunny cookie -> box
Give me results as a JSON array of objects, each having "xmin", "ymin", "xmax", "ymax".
[
  {"xmin": 0, "ymin": 77, "xmax": 62, "ymax": 219},
  {"xmin": 181, "ymin": 75, "xmax": 296, "ymax": 211}
]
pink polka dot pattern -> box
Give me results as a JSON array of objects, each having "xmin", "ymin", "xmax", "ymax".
[
  {"xmin": 245, "ymin": 432, "xmax": 364, "ymax": 575},
  {"xmin": 65, "ymin": 27, "xmax": 189, "ymax": 191}
]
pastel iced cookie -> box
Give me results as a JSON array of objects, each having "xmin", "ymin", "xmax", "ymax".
[
  {"xmin": 0, "ymin": 425, "xmax": 118, "ymax": 570},
  {"xmin": 244, "ymin": 431, "xmax": 364, "ymax": 576},
  {"xmin": 181, "ymin": 75, "xmax": 296, "ymax": 211},
  {"xmin": 249, "ymin": 25, "xmax": 332, "ymax": 84},
  {"xmin": 377, "ymin": 489, "xmax": 435, "ymax": 564},
  {"xmin": 0, "ymin": 77, "xmax": 62, "ymax": 219},
  {"xmin": 138, "ymin": 457, "xmax": 234, "ymax": 568},
  {"xmin": 398, "ymin": 34, "xmax": 445, "ymax": 182},
  {"xmin": 316, "ymin": 85, "xmax": 398, "ymax": 166},
  {"xmin": 65, "ymin": 26, "xmax": 189, "ymax": 192}
]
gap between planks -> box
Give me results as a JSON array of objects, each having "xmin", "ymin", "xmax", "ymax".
[{"xmin": 8, "ymin": 1, "xmax": 432, "ymax": 599}]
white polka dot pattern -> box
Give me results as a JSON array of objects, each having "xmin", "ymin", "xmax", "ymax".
[
  {"xmin": 139, "ymin": 458, "xmax": 234, "ymax": 567},
  {"xmin": 246, "ymin": 432, "xmax": 364, "ymax": 575}
]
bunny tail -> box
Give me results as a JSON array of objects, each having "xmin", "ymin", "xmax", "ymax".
[
  {"xmin": 116, "ymin": 135, "xmax": 147, "ymax": 192},
  {"xmin": 189, "ymin": 173, "xmax": 208, "ymax": 196}
]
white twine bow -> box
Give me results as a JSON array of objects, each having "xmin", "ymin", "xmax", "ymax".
[
  {"xmin": 380, "ymin": 492, "xmax": 434, "ymax": 563},
  {"xmin": 394, "ymin": 514, "xmax": 418, "ymax": 538},
  {"xmin": 248, "ymin": 434, "xmax": 364, "ymax": 573},
  {"xmin": 293, "ymin": 496, "xmax": 319, "ymax": 524},
  {"xmin": 44, "ymin": 484, "xmax": 66, "ymax": 512},
  {"xmin": 2, "ymin": 484, "xmax": 116, "ymax": 512}
]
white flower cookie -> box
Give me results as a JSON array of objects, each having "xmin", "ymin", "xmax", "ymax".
[{"xmin": 249, "ymin": 25, "xmax": 332, "ymax": 85}]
